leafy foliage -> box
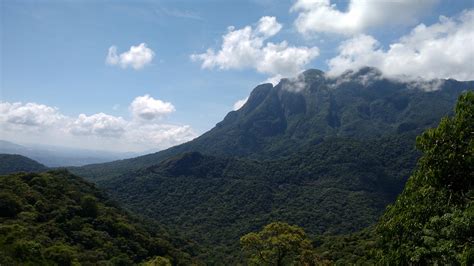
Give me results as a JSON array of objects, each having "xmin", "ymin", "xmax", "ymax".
[
  {"xmin": 0, "ymin": 170, "xmax": 197, "ymax": 265},
  {"xmin": 0, "ymin": 154, "xmax": 47, "ymax": 175},
  {"xmin": 377, "ymin": 91, "xmax": 474, "ymax": 264},
  {"xmin": 313, "ymin": 228, "xmax": 378, "ymax": 264},
  {"xmin": 240, "ymin": 222, "xmax": 317, "ymax": 265}
]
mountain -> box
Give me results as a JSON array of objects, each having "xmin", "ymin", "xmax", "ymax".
[
  {"xmin": 71, "ymin": 67, "xmax": 473, "ymax": 181},
  {"xmin": 0, "ymin": 154, "xmax": 48, "ymax": 175},
  {"xmin": 0, "ymin": 140, "xmax": 138, "ymax": 167},
  {"xmin": 69, "ymin": 68, "xmax": 473, "ymax": 262},
  {"xmin": 0, "ymin": 169, "xmax": 198, "ymax": 265}
]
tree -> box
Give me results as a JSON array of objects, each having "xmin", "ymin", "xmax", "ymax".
[
  {"xmin": 377, "ymin": 91, "xmax": 474, "ymax": 264},
  {"xmin": 240, "ymin": 222, "xmax": 317, "ymax": 265},
  {"xmin": 80, "ymin": 195, "xmax": 99, "ymax": 218},
  {"xmin": 143, "ymin": 256, "xmax": 172, "ymax": 266},
  {"xmin": 0, "ymin": 192, "xmax": 22, "ymax": 217}
]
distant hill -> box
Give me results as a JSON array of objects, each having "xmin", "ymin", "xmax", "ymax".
[
  {"xmin": 0, "ymin": 170, "xmax": 198, "ymax": 265},
  {"xmin": 0, "ymin": 154, "xmax": 48, "ymax": 175},
  {"xmin": 0, "ymin": 140, "xmax": 137, "ymax": 167}
]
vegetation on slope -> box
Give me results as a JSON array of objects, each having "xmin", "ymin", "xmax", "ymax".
[
  {"xmin": 99, "ymin": 133, "xmax": 418, "ymax": 262},
  {"xmin": 0, "ymin": 170, "xmax": 197, "ymax": 265},
  {"xmin": 243, "ymin": 91, "xmax": 473, "ymax": 265},
  {"xmin": 0, "ymin": 154, "xmax": 48, "ymax": 175},
  {"xmin": 377, "ymin": 91, "xmax": 474, "ymax": 264}
]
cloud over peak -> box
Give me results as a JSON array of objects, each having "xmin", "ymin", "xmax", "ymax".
[
  {"xmin": 327, "ymin": 9, "xmax": 474, "ymax": 81},
  {"xmin": 106, "ymin": 43, "xmax": 155, "ymax": 70},
  {"xmin": 191, "ymin": 16, "xmax": 319, "ymax": 84},
  {"xmin": 291, "ymin": 0, "xmax": 437, "ymax": 35}
]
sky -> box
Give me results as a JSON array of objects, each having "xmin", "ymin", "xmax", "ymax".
[{"xmin": 1, "ymin": 0, "xmax": 473, "ymax": 152}]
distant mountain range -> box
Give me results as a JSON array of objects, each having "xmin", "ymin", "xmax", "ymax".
[
  {"xmin": 64, "ymin": 67, "xmax": 472, "ymax": 261},
  {"xmin": 0, "ymin": 140, "xmax": 138, "ymax": 167}
]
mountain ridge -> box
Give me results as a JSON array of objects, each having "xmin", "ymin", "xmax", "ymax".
[{"xmin": 70, "ymin": 67, "xmax": 473, "ymax": 181}]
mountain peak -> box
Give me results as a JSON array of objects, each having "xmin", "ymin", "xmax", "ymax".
[{"xmin": 301, "ymin": 68, "xmax": 325, "ymax": 78}]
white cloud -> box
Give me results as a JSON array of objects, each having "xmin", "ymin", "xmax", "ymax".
[
  {"xmin": 291, "ymin": 0, "xmax": 437, "ymax": 35},
  {"xmin": 327, "ymin": 10, "xmax": 474, "ymax": 81},
  {"xmin": 130, "ymin": 94, "xmax": 175, "ymax": 121},
  {"xmin": 0, "ymin": 95, "xmax": 196, "ymax": 152},
  {"xmin": 256, "ymin": 16, "xmax": 282, "ymax": 37},
  {"xmin": 191, "ymin": 16, "xmax": 319, "ymax": 84},
  {"xmin": 68, "ymin": 113, "xmax": 127, "ymax": 138},
  {"xmin": 126, "ymin": 124, "xmax": 196, "ymax": 149},
  {"xmin": 233, "ymin": 97, "xmax": 248, "ymax": 110},
  {"xmin": 106, "ymin": 43, "xmax": 155, "ymax": 70},
  {"xmin": 0, "ymin": 102, "xmax": 65, "ymax": 129}
]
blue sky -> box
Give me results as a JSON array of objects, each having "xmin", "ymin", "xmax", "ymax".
[{"xmin": 1, "ymin": 0, "xmax": 473, "ymax": 152}]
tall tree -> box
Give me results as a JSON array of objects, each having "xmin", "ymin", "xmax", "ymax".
[{"xmin": 240, "ymin": 222, "xmax": 317, "ymax": 265}]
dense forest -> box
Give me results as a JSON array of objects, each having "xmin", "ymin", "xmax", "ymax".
[
  {"xmin": 0, "ymin": 170, "xmax": 198, "ymax": 265},
  {"xmin": 99, "ymin": 134, "xmax": 418, "ymax": 262}
]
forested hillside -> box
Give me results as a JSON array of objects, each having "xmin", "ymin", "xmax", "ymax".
[
  {"xmin": 0, "ymin": 170, "xmax": 198, "ymax": 265},
  {"xmin": 101, "ymin": 134, "xmax": 418, "ymax": 262},
  {"xmin": 0, "ymin": 154, "xmax": 48, "ymax": 175},
  {"xmin": 241, "ymin": 91, "xmax": 473, "ymax": 265}
]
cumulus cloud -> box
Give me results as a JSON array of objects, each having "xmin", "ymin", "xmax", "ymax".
[
  {"xmin": 233, "ymin": 97, "xmax": 248, "ymax": 110},
  {"xmin": 191, "ymin": 16, "xmax": 319, "ymax": 83},
  {"xmin": 68, "ymin": 113, "xmax": 127, "ymax": 138},
  {"xmin": 291, "ymin": 0, "xmax": 437, "ymax": 35},
  {"xmin": 0, "ymin": 102, "xmax": 65, "ymax": 129},
  {"xmin": 106, "ymin": 43, "xmax": 155, "ymax": 70},
  {"xmin": 130, "ymin": 94, "xmax": 175, "ymax": 121},
  {"xmin": 327, "ymin": 10, "xmax": 474, "ymax": 81},
  {"xmin": 0, "ymin": 95, "xmax": 195, "ymax": 152},
  {"xmin": 126, "ymin": 124, "xmax": 196, "ymax": 148}
]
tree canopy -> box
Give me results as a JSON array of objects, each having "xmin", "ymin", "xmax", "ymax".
[{"xmin": 240, "ymin": 222, "xmax": 318, "ymax": 265}]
